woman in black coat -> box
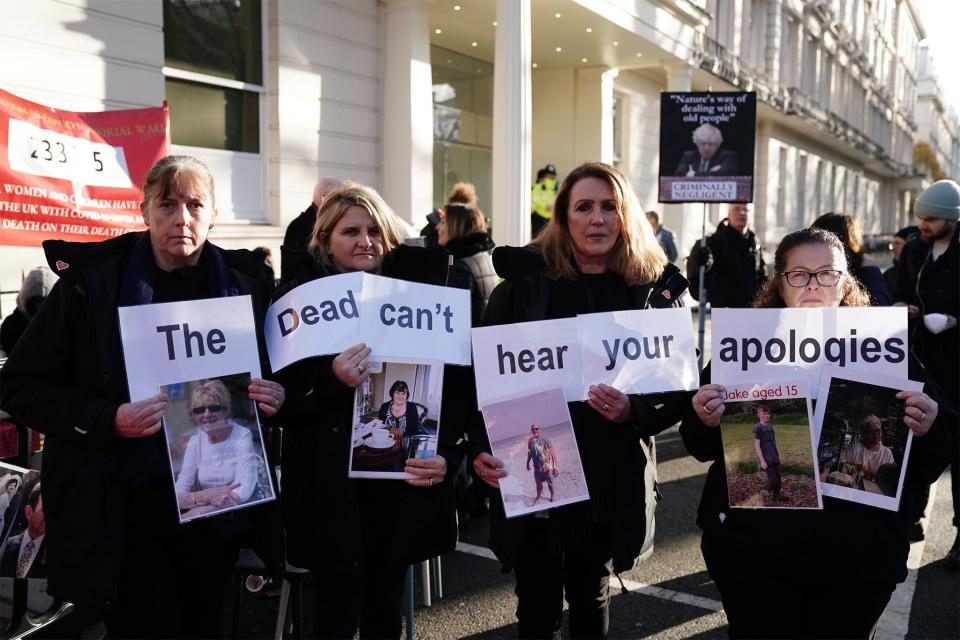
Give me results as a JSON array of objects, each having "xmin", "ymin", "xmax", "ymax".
[
  {"xmin": 437, "ymin": 203, "xmax": 497, "ymax": 324},
  {"xmin": 276, "ymin": 181, "xmax": 467, "ymax": 639},
  {"xmin": 0, "ymin": 156, "xmax": 284, "ymax": 638},
  {"xmin": 472, "ymin": 162, "xmax": 690, "ymax": 639},
  {"xmin": 682, "ymin": 227, "xmax": 955, "ymax": 639}
]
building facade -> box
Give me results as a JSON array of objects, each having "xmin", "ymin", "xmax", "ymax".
[
  {"xmin": 915, "ymin": 45, "xmax": 960, "ymax": 182},
  {"xmin": 0, "ymin": 0, "xmax": 950, "ymax": 309}
]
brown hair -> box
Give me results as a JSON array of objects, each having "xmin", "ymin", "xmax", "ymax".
[
  {"xmin": 443, "ymin": 204, "xmax": 487, "ymax": 241},
  {"xmin": 446, "ymin": 182, "xmax": 478, "ymax": 206},
  {"xmin": 307, "ymin": 182, "xmax": 404, "ymax": 269},
  {"xmin": 532, "ymin": 162, "xmax": 667, "ymax": 286},
  {"xmin": 141, "ymin": 155, "xmax": 216, "ymax": 207},
  {"xmin": 752, "ymin": 228, "xmax": 871, "ymax": 308},
  {"xmin": 810, "ymin": 212, "xmax": 864, "ymax": 270}
]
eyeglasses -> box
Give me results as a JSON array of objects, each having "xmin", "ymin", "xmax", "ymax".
[
  {"xmin": 191, "ymin": 404, "xmax": 225, "ymax": 415},
  {"xmin": 780, "ymin": 270, "xmax": 842, "ymax": 288}
]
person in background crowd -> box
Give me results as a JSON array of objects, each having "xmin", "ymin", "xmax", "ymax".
[
  {"xmin": 674, "ymin": 123, "xmax": 738, "ymax": 177},
  {"xmin": 281, "ymin": 176, "xmax": 345, "ymax": 281},
  {"xmin": 646, "ymin": 211, "xmax": 678, "ymax": 262},
  {"xmin": 0, "ymin": 155, "xmax": 285, "ymax": 638},
  {"xmin": 437, "ymin": 203, "xmax": 496, "ymax": 325},
  {"xmin": 811, "ymin": 212, "xmax": 891, "ymax": 305},
  {"xmin": 0, "ymin": 266, "xmax": 57, "ymax": 356},
  {"xmin": 683, "ymin": 227, "xmax": 954, "ymax": 638},
  {"xmin": 474, "ymin": 162, "xmax": 690, "ymax": 639},
  {"xmin": 697, "ymin": 203, "xmax": 766, "ymax": 308},
  {"xmin": 893, "ymin": 179, "xmax": 959, "ymax": 569},
  {"xmin": 883, "ymin": 226, "xmax": 918, "ymax": 293},
  {"xmin": 276, "ymin": 181, "xmax": 469, "ymax": 639},
  {"xmin": 531, "ymin": 164, "xmax": 558, "ymax": 239},
  {"xmin": 446, "ymin": 182, "xmax": 478, "ymax": 207},
  {"xmin": 422, "ymin": 182, "xmax": 480, "ymax": 248}
]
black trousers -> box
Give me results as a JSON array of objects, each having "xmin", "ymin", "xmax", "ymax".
[
  {"xmin": 104, "ymin": 517, "xmax": 240, "ymax": 639},
  {"xmin": 531, "ymin": 214, "xmax": 549, "ymax": 240},
  {"xmin": 512, "ymin": 521, "xmax": 614, "ymax": 640},
  {"xmin": 763, "ymin": 464, "xmax": 781, "ymax": 493}
]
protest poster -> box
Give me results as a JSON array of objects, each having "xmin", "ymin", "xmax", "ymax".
[
  {"xmin": 577, "ymin": 308, "xmax": 698, "ymax": 398},
  {"xmin": 118, "ymin": 296, "xmax": 262, "ymax": 402},
  {"xmin": 710, "ymin": 307, "xmax": 909, "ymax": 398},
  {"xmin": 161, "ymin": 373, "xmax": 276, "ymax": 523},
  {"xmin": 0, "ymin": 87, "xmax": 169, "ymax": 247},
  {"xmin": 481, "ymin": 387, "xmax": 589, "ymax": 518},
  {"xmin": 472, "ymin": 318, "xmax": 582, "ymax": 406},
  {"xmin": 263, "ymin": 272, "xmax": 363, "ymax": 372},
  {"xmin": 658, "ymin": 91, "xmax": 756, "ymax": 203},
  {"xmin": 0, "ymin": 463, "xmax": 40, "ymax": 560},
  {"xmin": 719, "ymin": 380, "xmax": 821, "ymax": 509},
  {"xmin": 263, "ymin": 272, "xmax": 472, "ymax": 370},
  {"xmin": 813, "ymin": 367, "xmax": 922, "ymax": 511},
  {"xmin": 348, "ymin": 358, "xmax": 443, "ymax": 480}
]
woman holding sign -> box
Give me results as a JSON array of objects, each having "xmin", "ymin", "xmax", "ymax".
[
  {"xmin": 276, "ymin": 182, "xmax": 468, "ymax": 639},
  {"xmin": 0, "ymin": 155, "xmax": 285, "ymax": 638},
  {"xmin": 472, "ymin": 162, "xmax": 691, "ymax": 639},
  {"xmin": 681, "ymin": 227, "xmax": 954, "ymax": 638}
]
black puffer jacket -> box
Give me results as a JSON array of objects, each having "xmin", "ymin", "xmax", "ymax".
[
  {"xmin": 444, "ymin": 232, "xmax": 497, "ymax": 325},
  {"xmin": 474, "ymin": 246, "xmax": 690, "ymax": 573},
  {"xmin": 0, "ymin": 232, "xmax": 276, "ymax": 609},
  {"xmin": 275, "ymin": 245, "xmax": 472, "ymax": 569}
]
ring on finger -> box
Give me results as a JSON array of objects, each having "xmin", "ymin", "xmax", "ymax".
[
  {"xmin": 602, "ymin": 403, "xmax": 610, "ymax": 412},
  {"xmin": 703, "ymin": 403, "xmax": 713, "ymax": 414},
  {"xmin": 428, "ymin": 477, "xmax": 434, "ymax": 486},
  {"xmin": 920, "ymin": 410, "xmax": 926, "ymax": 420}
]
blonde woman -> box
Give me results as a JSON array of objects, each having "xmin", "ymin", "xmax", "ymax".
[{"xmin": 472, "ymin": 162, "xmax": 691, "ymax": 639}]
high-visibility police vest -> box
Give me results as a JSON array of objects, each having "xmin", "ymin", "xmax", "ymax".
[{"xmin": 531, "ymin": 179, "xmax": 557, "ymax": 220}]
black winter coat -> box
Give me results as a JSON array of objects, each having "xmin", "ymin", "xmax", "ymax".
[
  {"xmin": 0, "ymin": 232, "xmax": 276, "ymax": 610},
  {"xmin": 444, "ymin": 232, "xmax": 497, "ymax": 325},
  {"xmin": 475, "ymin": 246, "xmax": 690, "ymax": 573},
  {"xmin": 275, "ymin": 245, "xmax": 471, "ymax": 570},
  {"xmin": 705, "ymin": 219, "xmax": 766, "ymax": 308},
  {"xmin": 681, "ymin": 359, "xmax": 957, "ymax": 587}
]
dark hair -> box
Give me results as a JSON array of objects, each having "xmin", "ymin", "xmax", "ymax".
[
  {"xmin": 388, "ymin": 380, "xmax": 409, "ymax": 397},
  {"xmin": 894, "ymin": 226, "xmax": 919, "ymax": 241},
  {"xmin": 756, "ymin": 404, "xmax": 771, "ymax": 413},
  {"xmin": 26, "ymin": 482, "xmax": 41, "ymax": 511},
  {"xmin": 752, "ymin": 228, "xmax": 871, "ymax": 308},
  {"xmin": 536, "ymin": 169, "xmax": 548, "ymax": 182},
  {"xmin": 810, "ymin": 212, "xmax": 864, "ymax": 270}
]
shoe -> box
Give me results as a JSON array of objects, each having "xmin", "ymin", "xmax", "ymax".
[{"xmin": 907, "ymin": 522, "xmax": 925, "ymax": 542}]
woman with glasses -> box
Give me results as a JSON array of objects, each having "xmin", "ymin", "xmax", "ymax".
[
  {"xmin": 680, "ymin": 228, "xmax": 954, "ymax": 638},
  {"xmin": 175, "ymin": 379, "xmax": 263, "ymax": 519}
]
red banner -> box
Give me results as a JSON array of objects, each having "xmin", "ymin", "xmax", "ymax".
[{"xmin": 0, "ymin": 88, "xmax": 169, "ymax": 247}]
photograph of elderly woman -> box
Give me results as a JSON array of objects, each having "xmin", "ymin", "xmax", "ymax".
[
  {"xmin": 161, "ymin": 373, "xmax": 275, "ymax": 523},
  {"xmin": 720, "ymin": 392, "xmax": 821, "ymax": 510},
  {"xmin": 349, "ymin": 359, "xmax": 443, "ymax": 479},
  {"xmin": 481, "ymin": 387, "xmax": 589, "ymax": 518},
  {"xmin": 816, "ymin": 375, "xmax": 915, "ymax": 509}
]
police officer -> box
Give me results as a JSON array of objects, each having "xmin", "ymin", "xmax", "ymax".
[{"xmin": 531, "ymin": 164, "xmax": 558, "ymax": 239}]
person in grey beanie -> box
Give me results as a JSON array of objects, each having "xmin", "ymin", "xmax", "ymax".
[
  {"xmin": 894, "ymin": 179, "xmax": 959, "ymax": 568},
  {"xmin": 0, "ymin": 266, "xmax": 58, "ymax": 356}
]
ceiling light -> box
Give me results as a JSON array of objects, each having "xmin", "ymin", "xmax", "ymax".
[
  {"xmin": 434, "ymin": 28, "xmax": 442, "ymax": 34},
  {"xmin": 471, "ymin": 41, "xmax": 478, "ymax": 47},
  {"xmin": 555, "ymin": 46, "xmax": 562, "ymax": 52},
  {"xmin": 492, "ymin": 21, "xmax": 497, "ymax": 26},
  {"xmin": 555, "ymin": 12, "xmax": 562, "ymax": 18},
  {"xmin": 453, "ymin": 4, "xmax": 461, "ymax": 10},
  {"xmin": 581, "ymin": 57, "xmax": 588, "ymax": 63},
  {"xmin": 532, "ymin": 63, "xmax": 539, "ymax": 68},
  {"xmin": 447, "ymin": 59, "xmax": 452, "ymax": 64},
  {"xmin": 636, "ymin": 52, "xmax": 643, "ymax": 57},
  {"xmin": 613, "ymin": 41, "xmax": 619, "ymax": 46},
  {"xmin": 586, "ymin": 28, "xmax": 593, "ymax": 33},
  {"xmin": 476, "ymin": 69, "xmax": 482, "ymax": 74}
]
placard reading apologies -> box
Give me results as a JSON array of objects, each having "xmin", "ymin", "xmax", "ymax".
[
  {"xmin": 578, "ymin": 308, "xmax": 698, "ymax": 397},
  {"xmin": 711, "ymin": 308, "xmax": 908, "ymax": 398},
  {"xmin": 472, "ymin": 318, "xmax": 582, "ymax": 406},
  {"xmin": 264, "ymin": 272, "xmax": 472, "ymax": 370},
  {"xmin": 118, "ymin": 296, "xmax": 262, "ymax": 401}
]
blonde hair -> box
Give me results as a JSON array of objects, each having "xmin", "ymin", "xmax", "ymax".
[
  {"xmin": 533, "ymin": 162, "xmax": 667, "ymax": 285},
  {"xmin": 141, "ymin": 155, "xmax": 215, "ymax": 207},
  {"xmin": 307, "ymin": 182, "xmax": 404, "ymax": 268},
  {"xmin": 446, "ymin": 182, "xmax": 478, "ymax": 206},
  {"xmin": 443, "ymin": 204, "xmax": 487, "ymax": 241},
  {"xmin": 190, "ymin": 379, "xmax": 231, "ymax": 414}
]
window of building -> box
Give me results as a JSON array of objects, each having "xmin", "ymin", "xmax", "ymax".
[{"xmin": 162, "ymin": 0, "xmax": 266, "ymax": 223}]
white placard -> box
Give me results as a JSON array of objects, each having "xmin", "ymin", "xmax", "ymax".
[
  {"xmin": 711, "ymin": 308, "xmax": 908, "ymax": 398},
  {"xmin": 264, "ymin": 272, "xmax": 363, "ymax": 372},
  {"xmin": 118, "ymin": 296, "xmax": 262, "ymax": 402},
  {"xmin": 813, "ymin": 366, "xmax": 922, "ymax": 512},
  {"xmin": 472, "ymin": 318, "xmax": 582, "ymax": 406},
  {"xmin": 7, "ymin": 118, "xmax": 133, "ymax": 188},
  {"xmin": 358, "ymin": 272, "xmax": 472, "ymax": 365},
  {"xmin": 577, "ymin": 308, "xmax": 699, "ymax": 398}
]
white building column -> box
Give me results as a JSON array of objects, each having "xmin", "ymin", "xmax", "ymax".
[
  {"xmin": 492, "ymin": 0, "xmax": 532, "ymax": 248},
  {"xmin": 574, "ymin": 67, "xmax": 620, "ymax": 165},
  {"xmin": 662, "ymin": 63, "xmax": 702, "ymax": 258},
  {"xmin": 381, "ymin": 0, "xmax": 434, "ymax": 228},
  {"xmin": 754, "ymin": 119, "xmax": 773, "ymax": 246}
]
